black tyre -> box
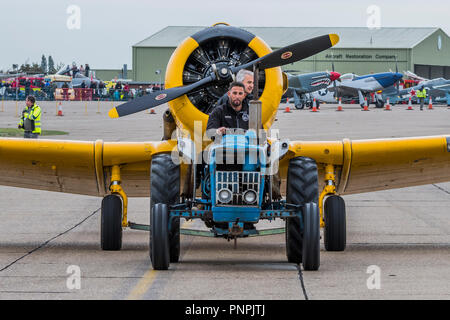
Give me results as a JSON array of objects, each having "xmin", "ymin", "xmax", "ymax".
[
  {"xmin": 324, "ymin": 195, "xmax": 346, "ymax": 252},
  {"xmin": 101, "ymin": 194, "xmax": 123, "ymax": 251},
  {"xmin": 150, "ymin": 203, "xmax": 170, "ymax": 270},
  {"xmin": 285, "ymin": 157, "xmax": 319, "ymax": 264},
  {"xmin": 150, "ymin": 153, "xmax": 180, "ymax": 263},
  {"xmin": 294, "ymin": 102, "xmax": 305, "ymax": 110},
  {"xmin": 375, "ymin": 100, "xmax": 385, "ymax": 108},
  {"xmin": 302, "ymin": 202, "xmax": 320, "ymax": 271}
]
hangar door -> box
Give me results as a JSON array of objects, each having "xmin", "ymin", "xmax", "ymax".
[{"xmin": 415, "ymin": 64, "xmax": 450, "ymax": 79}]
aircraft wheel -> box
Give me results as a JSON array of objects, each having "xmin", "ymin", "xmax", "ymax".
[
  {"xmin": 375, "ymin": 100, "xmax": 385, "ymax": 108},
  {"xmin": 302, "ymin": 202, "xmax": 320, "ymax": 271},
  {"xmin": 324, "ymin": 195, "xmax": 346, "ymax": 252},
  {"xmin": 285, "ymin": 157, "xmax": 319, "ymax": 264},
  {"xmin": 101, "ymin": 194, "xmax": 123, "ymax": 251},
  {"xmin": 150, "ymin": 203, "xmax": 170, "ymax": 270},
  {"xmin": 294, "ymin": 102, "xmax": 304, "ymax": 110},
  {"xmin": 150, "ymin": 153, "xmax": 180, "ymax": 263}
]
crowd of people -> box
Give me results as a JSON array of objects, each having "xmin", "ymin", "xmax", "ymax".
[{"xmin": 0, "ymin": 76, "xmax": 163, "ymax": 101}]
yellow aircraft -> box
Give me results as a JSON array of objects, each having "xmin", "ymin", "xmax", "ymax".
[{"xmin": 1, "ymin": 24, "xmax": 450, "ymax": 271}]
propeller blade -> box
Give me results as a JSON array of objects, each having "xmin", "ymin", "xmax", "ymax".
[
  {"xmin": 108, "ymin": 75, "xmax": 214, "ymax": 118},
  {"xmin": 109, "ymin": 34, "xmax": 339, "ymax": 118},
  {"xmin": 232, "ymin": 34, "xmax": 339, "ymax": 73}
]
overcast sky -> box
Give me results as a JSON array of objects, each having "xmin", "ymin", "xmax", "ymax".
[{"xmin": 1, "ymin": 0, "xmax": 449, "ymax": 71}]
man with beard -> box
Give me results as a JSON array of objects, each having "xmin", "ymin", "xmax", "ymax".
[
  {"xmin": 214, "ymin": 69, "xmax": 254, "ymax": 111},
  {"xmin": 207, "ymin": 82, "xmax": 249, "ymax": 138}
]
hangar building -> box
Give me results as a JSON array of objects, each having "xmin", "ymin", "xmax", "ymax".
[{"xmin": 132, "ymin": 26, "xmax": 450, "ymax": 82}]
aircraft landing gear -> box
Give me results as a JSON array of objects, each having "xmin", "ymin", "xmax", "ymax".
[
  {"xmin": 101, "ymin": 165, "xmax": 128, "ymax": 251},
  {"xmin": 318, "ymin": 164, "xmax": 346, "ymax": 252},
  {"xmin": 324, "ymin": 195, "xmax": 346, "ymax": 251},
  {"xmin": 101, "ymin": 194, "xmax": 123, "ymax": 250},
  {"xmin": 375, "ymin": 99, "xmax": 385, "ymax": 109},
  {"xmin": 294, "ymin": 101, "xmax": 305, "ymax": 110}
]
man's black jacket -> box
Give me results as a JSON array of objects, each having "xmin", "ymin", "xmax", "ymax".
[{"xmin": 206, "ymin": 99, "xmax": 250, "ymax": 137}]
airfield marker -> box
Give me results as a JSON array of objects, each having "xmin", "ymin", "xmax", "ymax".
[
  {"xmin": 336, "ymin": 98, "xmax": 343, "ymax": 111},
  {"xmin": 311, "ymin": 99, "xmax": 319, "ymax": 112},
  {"xmin": 362, "ymin": 97, "xmax": 369, "ymax": 111},
  {"xmin": 385, "ymin": 98, "xmax": 392, "ymax": 111},
  {"xmin": 407, "ymin": 97, "xmax": 414, "ymax": 110},
  {"xmin": 57, "ymin": 102, "xmax": 63, "ymax": 116}
]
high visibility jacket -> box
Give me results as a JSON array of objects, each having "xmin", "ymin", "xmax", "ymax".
[
  {"xmin": 416, "ymin": 89, "xmax": 427, "ymax": 98},
  {"xmin": 18, "ymin": 104, "xmax": 41, "ymax": 134}
]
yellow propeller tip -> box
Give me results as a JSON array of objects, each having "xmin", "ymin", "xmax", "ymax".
[
  {"xmin": 329, "ymin": 34, "xmax": 340, "ymax": 46},
  {"xmin": 108, "ymin": 108, "xmax": 119, "ymax": 119}
]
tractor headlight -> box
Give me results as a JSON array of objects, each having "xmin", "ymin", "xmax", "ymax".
[
  {"xmin": 218, "ymin": 189, "xmax": 233, "ymax": 204},
  {"xmin": 243, "ymin": 190, "xmax": 257, "ymax": 204}
]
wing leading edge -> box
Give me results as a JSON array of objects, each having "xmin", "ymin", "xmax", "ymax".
[
  {"xmin": 0, "ymin": 138, "xmax": 177, "ymax": 197},
  {"xmin": 282, "ymin": 136, "xmax": 450, "ymax": 195}
]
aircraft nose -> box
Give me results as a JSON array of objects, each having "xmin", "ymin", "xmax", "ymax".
[{"xmin": 330, "ymin": 71, "xmax": 341, "ymax": 81}]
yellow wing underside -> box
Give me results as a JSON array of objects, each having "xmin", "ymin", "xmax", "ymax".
[{"xmin": 0, "ymin": 136, "xmax": 449, "ymax": 197}]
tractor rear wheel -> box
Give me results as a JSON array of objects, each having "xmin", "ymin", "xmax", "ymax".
[
  {"xmin": 324, "ymin": 195, "xmax": 346, "ymax": 251},
  {"xmin": 150, "ymin": 153, "xmax": 180, "ymax": 263},
  {"xmin": 150, "ymin": 203, "xmax": 170, "ymax": 270},
  {"xmin": 101, "ymin": 194, "xmax": 123, "ymax": 251},
  {"xmin": 285, "ymin": 157, "xmax": 319, "ymax": 264}
]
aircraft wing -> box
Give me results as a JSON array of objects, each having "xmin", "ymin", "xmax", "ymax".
[
  {"xmin": 0, "ymin": 138, "xmax": 177, "ymax": 197},
  {"xmin": 327, "ymin": 84, "xmax": 362, "ymax": 97},
  {"xmin": 280, "ymin": 136, "xmax": 450, "ymax": 195},
  {"xmin": 428, "ymin": 84, "xmax": 450, "ymax": 96},
  {"xmin": 2, "ymin": 136, "xmax": 450, "ymax": 198}
]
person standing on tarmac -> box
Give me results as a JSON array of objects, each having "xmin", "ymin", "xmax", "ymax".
[
  {"xmin": 18, "ymin": 95, "xmax": 42, "ymax": 139},
  {"xmin": 417, "ymin": 86, "xmax": 427, "ymax": 111},
  {"xmin": 206, "ymin": 82, "xmax": 248, "ymax": 138}
]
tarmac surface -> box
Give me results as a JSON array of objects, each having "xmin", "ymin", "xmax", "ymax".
[{"xmin": 0, "ymin": 100, "xmax": 449, "ymax": 300}]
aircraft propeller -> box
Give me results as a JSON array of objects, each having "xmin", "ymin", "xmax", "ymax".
[{"xmin": 109, "ymin": 34, "xmax": 339, "ymax": 118}]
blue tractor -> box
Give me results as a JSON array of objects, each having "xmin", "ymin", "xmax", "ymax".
[{"xmin": 148, "ymin": 106, "xmax": 321, "ymax": 271}]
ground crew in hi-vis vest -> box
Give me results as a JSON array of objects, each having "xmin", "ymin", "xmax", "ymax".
[
  {"xmin": 18, "ymin": 95, "xmax": 41, "ymax": 138},
  {"xmin": 417, "ymin": 86, "xmax": 427, "ymax": 111}
]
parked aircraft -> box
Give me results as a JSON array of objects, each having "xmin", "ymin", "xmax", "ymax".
[
  {"xmin": 312, "ymin": 72, "xmax": 403, "ymax": 108},
  {"xmin": 282, "ymin": 71, "xmax": 341, "ymax": 109}
]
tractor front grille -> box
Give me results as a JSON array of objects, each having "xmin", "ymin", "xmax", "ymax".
[{"xmin": 216, "ymin": 171, "xmax": 260, "ymax": 206}]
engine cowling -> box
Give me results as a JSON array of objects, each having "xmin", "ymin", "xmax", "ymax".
[{"xmin": 165, "ymin": 24, "xmax": 283, "ymax": 137}]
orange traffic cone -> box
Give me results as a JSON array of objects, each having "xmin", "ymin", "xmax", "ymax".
[
  {"xmin": 284, "ymin": 106, "xmax": 292, "ymax": 113},
  {"xmin": 57, "ymin": 102, "xmax": 63, "ymax": 116},
  {"xmin": 362, "ymin": 98, "xmax": 369, "ymax": 111},
  {"xmin": 336, "ymin": 98, "xmax": 343, "ymax": 111},
  {"xmin": 407, "ymin": 97, "xmax": 413, "ymax": 110},
  {"xmin": 311, "ymin": 99, "xmax": 319, "ymax": 112},
  {"xmin": 150, "ymin": 108, "xmax": 156, "ymax": 114},
  {"xmin": 385, "ymin": 98, "xmax": 392, "ymax": 111},
  {"xmin": 428, "ymin": 97, "xmax": 433, "ymax": 110}
]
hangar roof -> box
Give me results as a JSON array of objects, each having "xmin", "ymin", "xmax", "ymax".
[{"xmin": 134, "ymin": 26, "xmax": 442, "ymax": 49}]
